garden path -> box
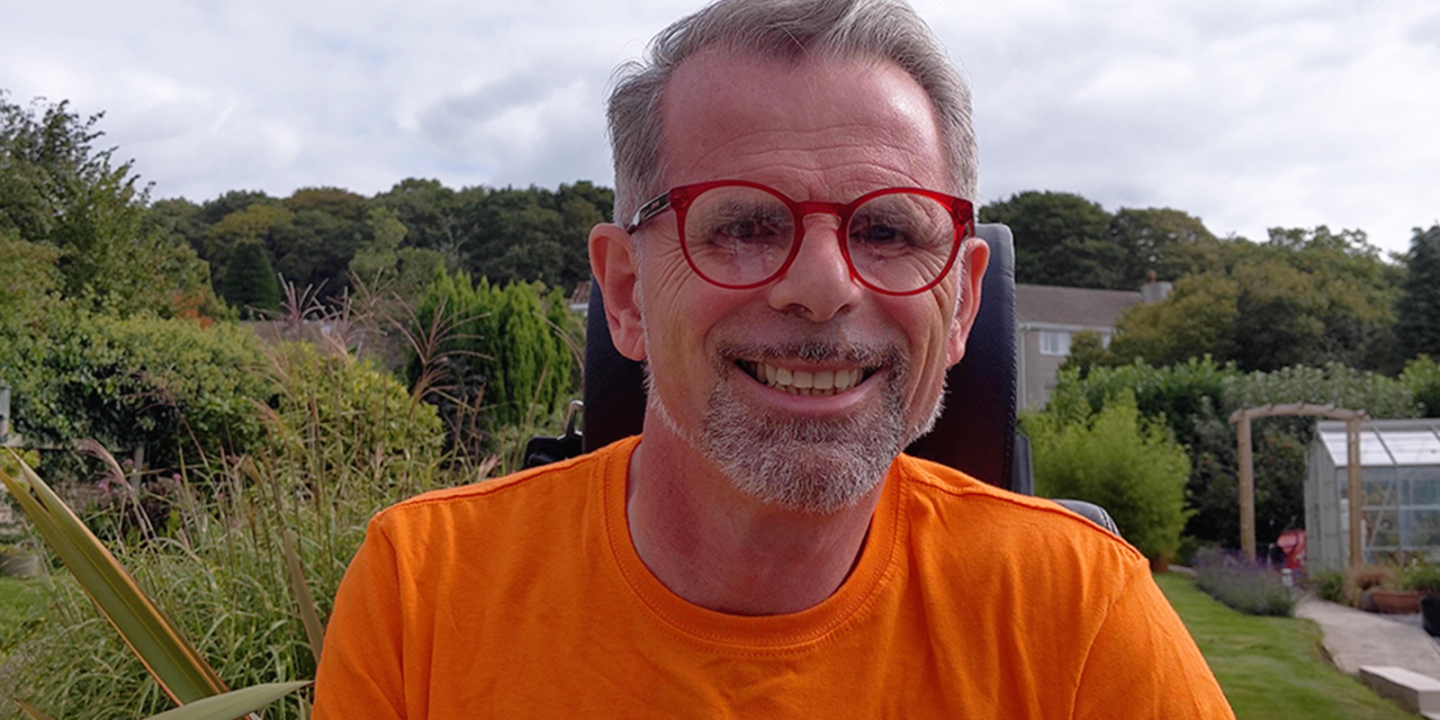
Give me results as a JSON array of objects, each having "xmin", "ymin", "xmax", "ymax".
[{"xmin": 1297, "ymin": 597, "xmax": 1440, "ymax": 678}]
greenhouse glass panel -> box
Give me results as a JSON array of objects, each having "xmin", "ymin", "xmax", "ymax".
[
  {"xmin": 1363, "ymin": 478, "xmax": 1396, "ymax": 506},
  {"xmin": 1379, "ymin": 430, "xmax": 1440, "ymax": 465},
  {"xmin": 1323, "ymin": 430, "xmax": 1394, "ymax": 466},
  {"xmin": 1405, "ymin": 509, "xmax": 1440, "ymax": 547}
]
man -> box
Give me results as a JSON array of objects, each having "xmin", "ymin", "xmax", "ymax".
[{"xmin": 314, "ymin": 0, "xmax": 1235, "ymax": 717}]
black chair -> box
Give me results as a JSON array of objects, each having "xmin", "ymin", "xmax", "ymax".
[{"xmin": 528, "ymin": 223, "xmax": 1119, "ymax": 536}]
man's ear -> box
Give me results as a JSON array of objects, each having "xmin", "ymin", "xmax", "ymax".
[
  {"xmin": 946, "ymin": 237, "xmax": 990, "ymax": 367},
  {"xmin": 589, "ymin": 222, "xmax": 647, "ymax": 361}
]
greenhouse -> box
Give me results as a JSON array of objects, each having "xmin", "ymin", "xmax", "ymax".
[{"xmin": 1306, "ymin": 418, "xmax": 1440, "ymax": 570}]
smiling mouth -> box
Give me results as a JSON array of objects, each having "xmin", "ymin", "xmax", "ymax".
[{"xmin": 736, "ymin": 360, "xmax": 874, "ymax": 397}]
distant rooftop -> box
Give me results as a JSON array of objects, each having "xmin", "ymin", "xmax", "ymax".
[{"xmin": 1015, "ymin": 284, "xmax": 1143, "ymax": 328}]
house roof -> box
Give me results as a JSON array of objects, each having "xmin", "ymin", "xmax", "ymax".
[{"xmin": 1015, "ymin": 284, "xmax": 1142, "ymax": 329}]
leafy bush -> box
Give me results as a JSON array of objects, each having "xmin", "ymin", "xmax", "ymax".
[
  {"xmin": 1192, "ymin": 547, "xmax": 1297, "ymax": 616},
  {"xmin": 1022, "ymin": 391, "xmax": 1192, "ymax": 560},
  {"xmin": 1048, "ymin": 357, "xmax": 1425, "ymax": 551},
  {"xmin": 1402, "ymin": 563, "xmax": 1440, "ymax": 596},
  {"xmin": 1401, "ymin": 355, "xmax": 1440, "ymax": 418},
  {"xmin": 3, "ymin": 341, "xmax": 451, "ymax": 719},
  {"xmin": 3, "ymin": 310, "xmax": 274, "ymax": 480},
  {"xmin": 1223, "ymin": 361, "xmax": 1419, "ymax": 421},
  {"xmin": 1308, "ymin": 568, "xmax": 1346, "ymax": 604}
]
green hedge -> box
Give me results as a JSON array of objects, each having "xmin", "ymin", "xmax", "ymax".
[{"xmin": 3, "ymin": 311, "xmax": 274, "ymax": 476}]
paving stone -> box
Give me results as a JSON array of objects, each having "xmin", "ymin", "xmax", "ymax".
[
  {"xmin": 1296, "ymin": 597, "xmax": 1440, "ymax": 679},
  {"xmin": 1360, "ymin": 665, "xmax": 1440, "ymax": 713}
]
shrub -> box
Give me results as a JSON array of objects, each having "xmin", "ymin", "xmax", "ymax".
[
  {"xmin": 1402, "ymin": 563, "xmax": 1440, "ymax": 596},
  {"xmin": 1401, "ymin": 355, "xmax": 1440, "ymax": 418},
  {"xmin": 4, "ymin": 310, "xmax": 274, "ymax": 480},
  {"xmin": 3, "ymin": 340, "xmax": 452, "ymax": 719},
  {"xmin": 1022, "ymin": 391, "xmax": 1192, "ymax": 560},
  {"xmin": 408, "ymin": 271, "xmax": 580, "ymax": 444},
  {"xmin": 1308, "ymin": 568, "xmax": 1346, "ymax": 604},
  {"xmin": 1343, "ymin": 563, "xmax": 1396, "ymax": 607},
  {"xmin": 1048, "ymin": 357, "xmax": 1426, "ymax": 551},
  {"xmin": 1193, "ymin": 547, "xmax": 1296, "ymax": 616}
]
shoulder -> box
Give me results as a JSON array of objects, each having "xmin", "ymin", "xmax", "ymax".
[
  {"xmin": 891, "ymin": 452, "xmax": 1148, "ymax": 577},
  {"xmin": 894, "ymin": 454, "xmax": 1134, "ymax": 541},
  {"xmin": 367, "ymin": 436, "xmax": 635, "ymax": 546}
]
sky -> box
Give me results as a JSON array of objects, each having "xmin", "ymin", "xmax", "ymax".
[{"xmin": 2, "ymin": 0, "xmax": 1437, "ymax": 257}]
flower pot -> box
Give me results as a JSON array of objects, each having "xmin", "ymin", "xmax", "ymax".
[
  {"xmin": 1423, "ymin": 596, "xmax": 1440, "ymax": 637},
  {"xmin": 1369, "ymin": 588, "xmax": 1422, "ymax": 614}
]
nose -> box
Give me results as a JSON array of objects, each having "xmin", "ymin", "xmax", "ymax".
[{"xmin": 765, "ymin": 215, "xmax": 863, "ymax": 322}]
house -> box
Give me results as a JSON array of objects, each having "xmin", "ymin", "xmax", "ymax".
[{"xmin": 1015, "ymin": 283, "xmax": 1167, "ymax": 410}]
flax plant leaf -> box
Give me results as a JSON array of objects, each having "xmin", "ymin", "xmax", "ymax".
[
  {"xmin": 13, "ymin": 699, "xmax": 57, "ymax": 720},
  {"xmin": 281, "ymin": 528, "xmax": 326, "ymax": 661},
  {"xmin": 0, "ymin": 450, "xmax": 228, "ymax": 705},
  {"xmin": 140, "ymin": 682, "xmax": 312, "ymax": 720}
]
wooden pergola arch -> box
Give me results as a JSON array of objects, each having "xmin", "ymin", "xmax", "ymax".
[{"xmin": 1228, "ymin": 403, "xmax": 1370, "ymax": 564}]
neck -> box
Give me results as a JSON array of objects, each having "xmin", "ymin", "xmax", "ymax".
[{"xmin": 625, "ymin": 411, "xmax": 887, "ymax": 615}]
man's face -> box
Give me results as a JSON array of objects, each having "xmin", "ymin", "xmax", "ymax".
[{"xmin": 629, "ymin": 48, "xmax": 985, "ymax": 513}]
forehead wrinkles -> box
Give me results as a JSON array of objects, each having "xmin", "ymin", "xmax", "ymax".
[
  {"xmin": 687, "ymin": 132, "xmax": 945, "ymax": 198},
  {"xmin": 659, "ymin": 49, "xmax": 946, "ymax": 193}
]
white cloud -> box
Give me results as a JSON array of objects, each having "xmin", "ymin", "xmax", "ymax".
[{"xmin": 2, "ymin": 0, "xmax": 1436, "ymax": 254}]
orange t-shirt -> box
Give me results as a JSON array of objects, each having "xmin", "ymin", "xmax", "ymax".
[{"xmin": 314, "ymin": 436, "xmax": 1234, "ymax": 719}]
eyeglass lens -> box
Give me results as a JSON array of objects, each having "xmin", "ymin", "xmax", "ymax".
[{"xmin": 682, "ymin": 186, "xmax": 956, "ymax": 293}]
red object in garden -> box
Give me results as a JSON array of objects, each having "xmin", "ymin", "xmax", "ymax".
[{"xmin": 1277, "ymin": 529, "xmax": 1306, "ymax": 571}]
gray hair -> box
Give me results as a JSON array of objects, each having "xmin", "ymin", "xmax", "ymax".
[{"xmin": 606, "ymin": 0, "xmax": 977, "ymax": 226}]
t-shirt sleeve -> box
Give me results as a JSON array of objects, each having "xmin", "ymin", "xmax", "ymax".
[
  {"xmin": 1072, "ymin": 565, "xmax": 1236, "ymax": 720},
  {"xmin": 313, "ymin": 517, "xmax": 408, "ymax": 720}
]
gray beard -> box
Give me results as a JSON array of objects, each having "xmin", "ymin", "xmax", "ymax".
[{"xmin": 645, "ymin": 341, "xmax": 946, "ymax": 515}]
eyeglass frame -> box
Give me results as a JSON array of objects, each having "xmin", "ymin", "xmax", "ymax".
[{"xmin": 624, "ymin": 179, "xmax": 976, "ymax": 297}]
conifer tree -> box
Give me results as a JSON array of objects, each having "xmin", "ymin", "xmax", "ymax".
[
  {"xmin": 1399, "ymin": 225, "xmax": 1440, "ymax": 360},
  {"xmin": 221, "ymin": 240, "xmax": 281, "ymax": 317}
]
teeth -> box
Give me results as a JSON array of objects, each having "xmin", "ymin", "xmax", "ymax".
[{"xmin": 750, "ymin": 362, "xmax": 864, "ymax": 396}]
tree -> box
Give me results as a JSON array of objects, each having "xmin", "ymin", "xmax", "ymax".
[
  {"xmin": 409, "ymin": 272, "xmax": 578, "ymax": 450},
  {"xmin": 222, "ymin": 240, "xmax": 281, "ymax": 317},
  {"xmin": 1107, "ymin": 226, "xmax": 1400, "ymax": 372},
  {"xmin": 1109, "ymin": 272, "xmax": 1240, "ymax": 367},
  {"xmin": 1399, "ymin": 225, "xmax": 1440, "ymax": 359},
  {"xmin": 348, "ymin": 207, "xmax": 406, "ymax": 286},
  {"xmin": 1230, "ymin": 258, "xmax": 1328, "ymax": 371},
  {"xmin": 373, "ymin": 177, "xmax": 464, "ymax": 266},
  {"xmin": 1056, "ymin": 329, "xmax": 1112, "ymax": 379},
  {"xmin": 1107, "ymin": 207, "xmax": 1223, "ymax": 289},
  {"xmin": 0, "ymin": 92, "xmax": 215, "ymax": 317},
  {"xmin": 1264, "ymin": 226, "xmax": 1403, "ymax": 372},
  {"xmin": 979, "ymin": 190, "xmax": 1120, "ymax": 288},
  {"xmin": 0, "ymin": 231, "xmax": 61, "ymax": 329}
]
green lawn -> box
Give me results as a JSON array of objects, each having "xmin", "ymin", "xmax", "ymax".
[
  {"xmin": 0, "ymin": 575, "xmax": 50, "ymax": 655},
  {"xmin": 1157, "ymin": 572, "xmax": 1415, "ymax": 720}
]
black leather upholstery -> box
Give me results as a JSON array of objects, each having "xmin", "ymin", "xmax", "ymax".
[{"xmin": 583, "ymin": 224, "xmax": 1019, "ymax": 490}]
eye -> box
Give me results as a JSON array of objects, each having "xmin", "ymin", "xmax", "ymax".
[
  {"xmin": 849, "ymin": 211, "xmax": 917, "ymax": 251},
  {"xmin": 701, "ymin": 204, "xmax": 791, "ymax": 247}
]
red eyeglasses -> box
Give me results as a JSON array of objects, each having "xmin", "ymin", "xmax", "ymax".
[{"xmin": 627, "ymin": 180, "xmax": 974, "ymax": 296}]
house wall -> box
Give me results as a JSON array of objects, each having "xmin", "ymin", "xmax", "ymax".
[{"xmin": 1015, "ymin": 323, "xmax": 1111, "ymax": 411}]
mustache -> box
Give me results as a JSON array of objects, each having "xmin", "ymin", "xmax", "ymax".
[{"xmin": 715, "ymin": 340, "xmax": 906, "ymax": 369}]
